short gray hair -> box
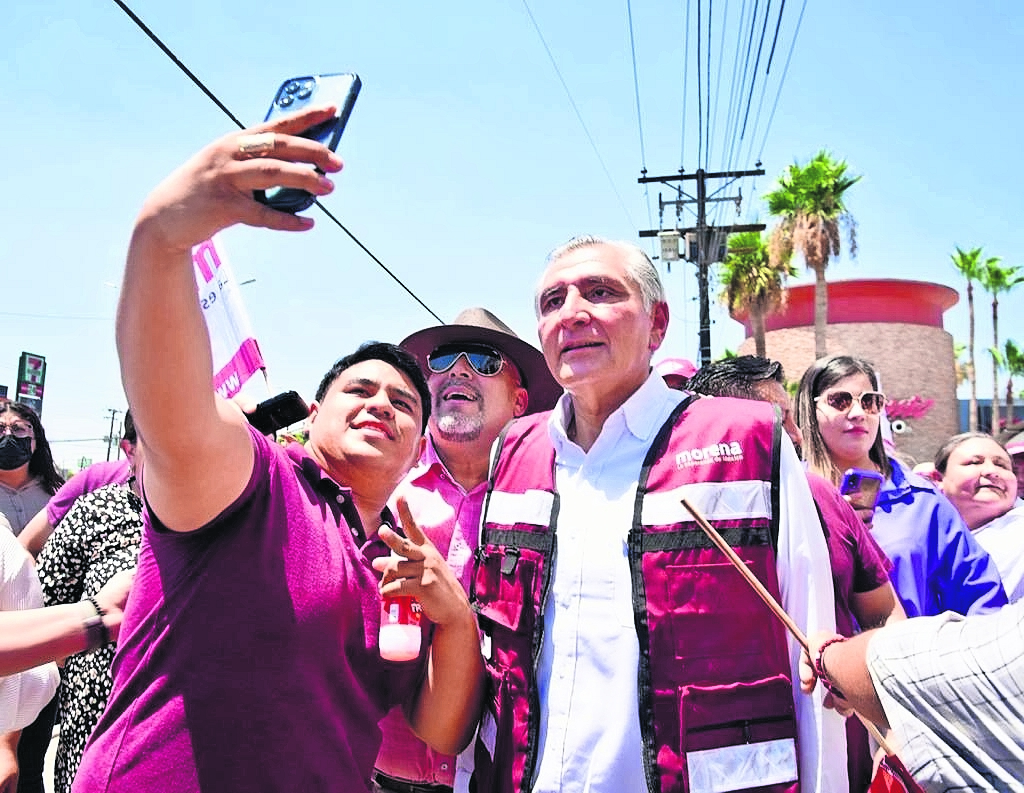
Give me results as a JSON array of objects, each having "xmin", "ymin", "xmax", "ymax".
[{"xmin": 537, "ymin": 235, "xmax": 666, "ymax": 314}]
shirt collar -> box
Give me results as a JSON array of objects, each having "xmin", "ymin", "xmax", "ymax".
[
  {"xmin": 284, "ymin": 440, "xmax": 396, "ymax": 545},
  {"xmin": 549, "ymin": 369, "xmax": 683, "ymax": 448}
]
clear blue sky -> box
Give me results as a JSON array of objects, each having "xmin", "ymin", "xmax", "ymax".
[{"xmin": 3, "ymin": 1, "xmax": 1022, "ymax": 469}]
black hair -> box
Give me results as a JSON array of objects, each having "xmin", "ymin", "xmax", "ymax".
[
  {"xmin": 0, "ymin": 398, "xmax": 65, "ymax": 495},
  {"xmin": 122, "ymin": 410, "xmax": 137, "ymax": 444},
  {"xmin": 314, "ymin": 341, "xmax": 431, "ymax": 432},
  {"xmin": 686, "ymin": 355, "xmax": 785, "ymax": 399}
]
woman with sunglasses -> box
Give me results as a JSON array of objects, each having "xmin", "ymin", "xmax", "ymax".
[{"xmin": 795, "ymin": 355, "xmax": 1006, "ymax": 619}]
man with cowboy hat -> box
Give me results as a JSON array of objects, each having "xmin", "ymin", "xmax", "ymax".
[{"xmin": 372, "ymin": 308, "xmax": 561, "ymax": 793}]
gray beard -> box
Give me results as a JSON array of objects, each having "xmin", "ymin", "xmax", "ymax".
[{"xmin": 434, "ymin": 412, "xmax": 484, "ymax": 443}]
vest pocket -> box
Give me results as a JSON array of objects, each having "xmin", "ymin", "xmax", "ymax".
[
  {"xmin": 472, "ymin": 545, "xmax": 538, "ymax": 636},
  {"xmin": 678, "ymin": 675, "xmax": 798, "ymax": 793}
]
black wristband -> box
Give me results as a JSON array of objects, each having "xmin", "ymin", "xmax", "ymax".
[{"xmin": 83, "ymin": 597, "xmax": 111, "ymax": 652}]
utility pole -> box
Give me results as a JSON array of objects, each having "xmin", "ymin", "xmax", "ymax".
[
  {"xmin": 104, "ymin": 408, "xmax": 122, "ymax": 462},
  {"xmin": 639, "ymin": 167, "xmax": 766, "ymax": 366}
]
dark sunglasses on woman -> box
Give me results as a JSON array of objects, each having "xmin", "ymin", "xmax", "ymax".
[
  {"xmin": 427, "ymin": 344, "xmax": 506, "ymax": 377},
  {"xmin": 814, "ymin": 390, "xmax": 887, "ymax": 414}
]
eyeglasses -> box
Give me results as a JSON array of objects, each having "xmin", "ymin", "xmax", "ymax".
[
  {"xmin": 815, "ymin": 390, "xmax": 887, "ymax": 414},
  {"xmin": 0, "ymin": 422, "xmax": 33, "ymax": 439},
  {"xmin": 427, "ymin": 345, "xmax": 506, "ymax": 377}
]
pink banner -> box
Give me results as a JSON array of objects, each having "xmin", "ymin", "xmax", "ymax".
[{"xmin": 192, "ymin": 236, "xmax": 265, "ymax": 399}]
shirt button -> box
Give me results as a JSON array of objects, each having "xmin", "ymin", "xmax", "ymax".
[
  {"xmin": 440, "ymin": 763, "xmax": 449, "ymax": 771},
  {"xmin": 336, "ymin": 494, "xmax": 345, "ymax": 503}
]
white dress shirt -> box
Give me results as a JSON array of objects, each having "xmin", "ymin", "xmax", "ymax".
[
  {"xmin": 530, "ymin": 374, "xmax": 846, "ymax": 793},
  {"xmin": 0, "ymin": 513, "xmax": 60, "ymax": 732},
  {"xmin": 973, "ymin": 504, "xmax": 1024, "ymax": 602}
]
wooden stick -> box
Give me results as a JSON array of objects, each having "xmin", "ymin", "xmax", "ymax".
[
  {"xmin": 680, "ymin": 497, "xmax": 808, "ymax": 649},
  {"xmin": 679, "ymin": 497, "xmax": 902, "ymax": 759}
]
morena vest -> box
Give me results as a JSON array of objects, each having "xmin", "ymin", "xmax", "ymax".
[{"xmin": 469, "ymin": 395, "xmax": 799, "ymax": 793}]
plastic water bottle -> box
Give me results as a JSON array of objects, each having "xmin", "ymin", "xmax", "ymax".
[
  {"xmin": 379, "ymin": 548, "xmax": 422, "ymax": 661},
  {"xmin": 379, "ymin": 595, "xmax": 422, "ymax": 661}
]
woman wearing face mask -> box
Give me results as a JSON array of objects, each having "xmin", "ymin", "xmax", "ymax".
[
  {"xmin": 935, "ymin": 432, "xmax": 1024, "ymax": 602},
  {"xmin": 0, "ymin": 399, "xmax": 65, "ymax": 536},
  {"xmin": 0, "ymin": 399, "xmax": 65, "ymax": 793},
  {"xmin": 795, "ymin": 356, "xmax": 1007, "ymax": 619}
]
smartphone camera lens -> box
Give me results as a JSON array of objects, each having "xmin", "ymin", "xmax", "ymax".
[
  {"xmin": 284, "ymin": 80, "xmax": 301, "ymax": 94},
  {"xmin": 278, "ymin": 94, "xmax": 294, "ymax": 108},
  {"xmin": 296, "ymin": 79, "xmax": 314, "ymax": 100}
]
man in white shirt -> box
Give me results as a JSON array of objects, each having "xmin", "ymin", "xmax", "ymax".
[{"xmin": 464, "ymin": 236, "xmax": 846, "ymax": 793}]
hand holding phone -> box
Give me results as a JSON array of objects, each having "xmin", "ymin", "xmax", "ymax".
[
  {"xmin": 255, "ymin": 73, "xmax": 361, "ymax": 213},
  {"xmin": 246, "ymin": 391, "xmax": 309, "ymax": 436},
  {"xmin": 839, "ymin": 468, "xmax": 884, "ymax": 511}
]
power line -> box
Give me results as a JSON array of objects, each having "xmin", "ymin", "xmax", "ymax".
[
  {"xmin": 765, "ymin": 0, "xmax": 787, "ymax": 75},
  {"xmin": 717, "ymin": 0, "xmax": 752, "ymax": 175},
  {"xmin": 627, "ymin": 0, "xmax": 647, "ymax": 172},
  {"xmin": 739, "ymin": 0, "xmax": 771, "ymax": 141},
  {"xmin": 706, "ymin": 0, "xmax": 731, "ymax": 169},
  {"xmin": 756, "ymin": 0, "xmax": 807, "ymax": 163},
  {"xmin": 704, "ymin": 0, "xmax": 713, "ymax": 171},
  {"xmin": 627, "ymin": 0, "xmax": 655, "ymax": 239},
  {"xmin": 110, "ymin": 0, "xmax": 442, "ymax": 325},
  {"xmin": 679, "ymin": 0, "xmax": 692, "ymax": 170},
  {"xmin": 696, "ymin": 0, "xmax": 704, "ymax": 168},
  {"xmin": 111, "ymin": 0, "xmax": 244, "ymax": 128},
  {"xmin": 521, "ymin": 0, "xmax": 635, "ymax": 228}
]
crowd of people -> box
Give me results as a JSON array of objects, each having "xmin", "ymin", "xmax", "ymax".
[{"xmin": 2, "ymin": 105, "xmax": 1023, "ymax": 793}]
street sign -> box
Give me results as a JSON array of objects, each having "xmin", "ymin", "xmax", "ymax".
[{"xmin": 16, "ymin": 352, "xmax": 46, "ymax": 416}]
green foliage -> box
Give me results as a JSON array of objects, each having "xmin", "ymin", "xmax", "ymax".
[
  {"xmin": 764, "ymin": 149, "xmax": 860, "ymax": 359},
  {"xmin": 718, "ymin": 231, "xmax": 797, "ymax": 311},
  {"xmin": 765, "ymin": 150, "xmax": 861, "ymax": 220},
  {"xmin": 1005, "ymin": 339, "xmax": 1024, "ymax": 378},
  {"xmin": 950, "ymin": 246, "xmax": 988, "ymax": 283},
  {"xmin": 979, "ymin": 259, "xmax": 1024, "ymax": 298}
]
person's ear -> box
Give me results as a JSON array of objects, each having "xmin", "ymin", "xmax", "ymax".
[
  {"xmin": 513, "ymin": 388, "xmax": 529, "ymax": 418},
  {"xmin": 649, "ymin": 301, "xmax": 670, "ymax": 351}
]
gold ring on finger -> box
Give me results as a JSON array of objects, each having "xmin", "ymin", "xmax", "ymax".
[{"xmin": 237, "ymin": 132, "xmax": 276, "ymax": 159}]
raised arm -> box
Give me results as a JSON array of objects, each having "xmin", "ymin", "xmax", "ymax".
[{"xmin": 117, "ymin": 107, "xmax": 341, "ymax": 531}]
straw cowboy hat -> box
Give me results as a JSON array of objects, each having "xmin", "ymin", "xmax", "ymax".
[{"xmin": 401, "ymin": 307, "xmax": 562, "ymax": 414}]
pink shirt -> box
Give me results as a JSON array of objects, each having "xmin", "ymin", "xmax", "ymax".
[{"xmin": 375, "ymin": 435, "xmax": 486, "ymax": 786}]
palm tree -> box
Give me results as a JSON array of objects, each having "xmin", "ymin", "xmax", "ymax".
[
  {"xmin": 764, "ymin": 150, "xmax": 860, "ymax": 359},
  {"xmin": 1003, "ymin": 339, "xmax": 1024, "ymax": 424},
  {"xmin": 950, "ymin": 246, "xmax": 995, "ymax": 431},
  {"xmin": 719, "ymin": 231, "xmax": 797, "ymax": 357},
  {"xmin": 953, "ymin": 341, "xmax": 969, "ymax": 387},
  {"xmin": 979, "ymin": 259, "xmax": 1024, "ymax": 430}
]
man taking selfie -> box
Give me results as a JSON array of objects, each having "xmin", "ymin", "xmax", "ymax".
[{"xmin": 74, "ymin": 107, "xmax": 483, "ymax": 793}]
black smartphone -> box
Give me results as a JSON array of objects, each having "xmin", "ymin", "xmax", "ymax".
[
  {"xmin": 839, "ymin": 468, "xmax": 885, "ymax": 510},
  {"xmin": 254, "ymin": 72, "xmax": 361, "ymax": 213},
  {"xmin": 247, "ymin": 391, "xmax": 310, "ymax": 435}
]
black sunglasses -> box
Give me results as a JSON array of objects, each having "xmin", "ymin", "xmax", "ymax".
[
  {"xmin": 427, "ymin": 345, "xmax": 506, "ymax": 377},
  {"xmin": 815, "ymin": 390, "xmax": 887, "ymax": 414}
]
